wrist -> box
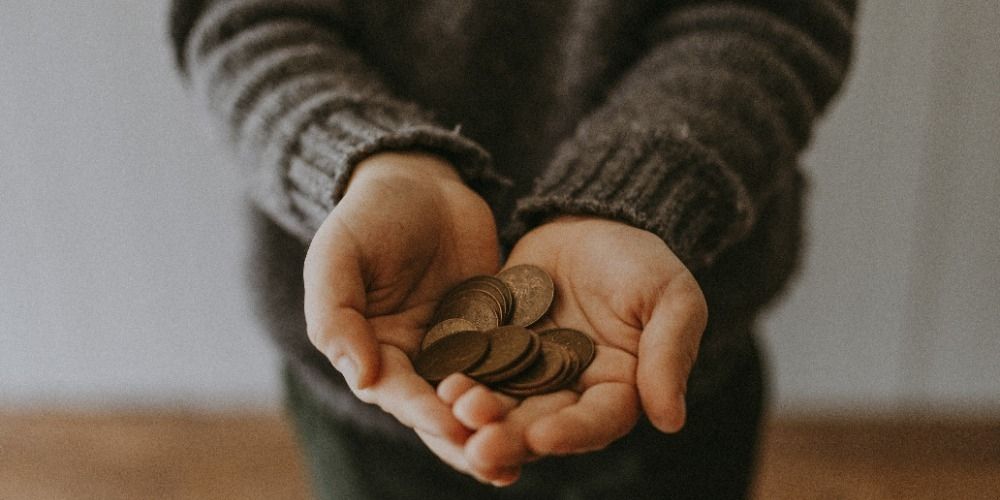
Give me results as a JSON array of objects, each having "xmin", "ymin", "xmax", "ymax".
[
  {"xmin": 349, "ymin": 151, "xmax": 463, "ymax": 191},
  {"xmin": 521, "ymin": 214, "xmax": 671, "ymax": 259},
  {"xmin": 530, "ymin": 214, "xmax": 632, "ymax": 235}
]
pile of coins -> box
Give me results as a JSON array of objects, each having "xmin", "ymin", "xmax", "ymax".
[{"xmin": 413, "ymin": 265, "xmax": 596, "ymax": 397}]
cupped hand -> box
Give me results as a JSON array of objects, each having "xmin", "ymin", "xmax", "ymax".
[
  {"xmin": 302, "ymin": 152, "xmax": 506, "ymax": 479},
  {"xmin": 451, "ymin": 215, "xmax": 708, "ymax": 481}
]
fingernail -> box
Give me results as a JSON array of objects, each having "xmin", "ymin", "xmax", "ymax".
[
  {"xmin": 673, "ymin": 393, "xmax": 688, "ymax": 431},
  {"xmin": 490, "ymin": 468, "xmax": 519, "ymax": 487},
  {"xmin": 333, "ymin": 355, "xmax": 358, "ymax": 386}
]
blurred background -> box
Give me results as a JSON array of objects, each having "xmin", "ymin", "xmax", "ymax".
[{"xmin": 2, "ymin": 1, "xmax": 997, "ymax": 499}]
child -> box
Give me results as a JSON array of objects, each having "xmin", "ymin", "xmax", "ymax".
[{"xmin": 171, "ymin": 1, "xmax": 856, "ymax": 497}]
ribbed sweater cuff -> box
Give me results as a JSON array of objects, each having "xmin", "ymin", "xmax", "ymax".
[
  {"xmin": 508, "ymin": 121, "xmax": 753, "ymax": 270},
  {"xmin": 270, "ymin": 102, "xmax": 508, "ymax": 240}
]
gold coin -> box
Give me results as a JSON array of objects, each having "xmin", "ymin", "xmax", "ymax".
[
  {"xmin": 496, "ymin": 264, "xmax": 554, "ymax": 328},
  {"xmin": 466, "ymin": 326, "xmax": 537, "ymax": 383},
  {"xmin": 414, "ymin": 331, "xmax": 489, "ymax": 383},
  {"xmin": 422, "ymin": 318, "xmax": 478, "ymax": 350}
]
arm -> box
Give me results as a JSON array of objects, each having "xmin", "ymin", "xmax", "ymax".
[
  {"xmin": 170, "ymin": 0, "xmax": 508, "ymax": 242},
  {"xmin": 509, "ymin": 0, "xmax": 857, "ymax": 270},
  {"xmin": 171, "ymin": 1, "xmax": 512, "ymax": 484},
  {"xmin": 453, "ymin": 0, "xmax": 858, "ymax": 478}
]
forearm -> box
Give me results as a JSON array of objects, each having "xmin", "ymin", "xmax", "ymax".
[
  {"xmin": 510, "ymin": 0, "xmax": 857, "ymax": 270},
  {"xmin": 172, "ymin": 0, "xmax": 505, "ymax": 242}
]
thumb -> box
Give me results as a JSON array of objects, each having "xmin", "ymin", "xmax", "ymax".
[
  {"xmin": 303, "ymin": 217, "xmax": 381, "ymax": 389},
  {"xmin": 636, "ymin": 274, "xmax": 707, "ymax": 433}
]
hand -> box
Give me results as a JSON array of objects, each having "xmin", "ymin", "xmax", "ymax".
[
  {"xmin": 302, "ymin": 152, "xmax": 509, "ymax": 479},
  {"xmin": 447, "ymin": 216, "xmax": 707, "ymax": 482}
]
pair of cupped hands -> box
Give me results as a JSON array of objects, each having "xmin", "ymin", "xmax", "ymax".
[{"xmin": 303, "ymin": 152, "xmax": 707, "ymax": 486}]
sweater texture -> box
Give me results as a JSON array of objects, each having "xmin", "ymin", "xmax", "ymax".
[{"xmin": 171, "ymin": 0, "xmax": 856, "ymax": 438}]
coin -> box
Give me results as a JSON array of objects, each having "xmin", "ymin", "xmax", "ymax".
[
  {"xmin": 496, "ymin": 341, "xmax": 568, "ymax": 395},
  {"xmin": 435, "ymin": 276, "xmax": 511, "ymax": 324},
  {"xmin": 433, "ymin": 292, "xmax": 500, "ymax": 331},
  {"xmin": 538, "ymin": 328, "xmax": 595, "ymax": 373},
  {"xmin": 477, "ymin": 329, "xmax": 541, "ymax": 384},
  {"xmin": 458, "ymin": 276, "xmax": 513, "ymax": 324},
  {"xmin": 463, "ymin": 288, "xmax": 506, "ymax": 323},
  {"xmin": 548, "ymin": 345, "xmax": 581, "ymax": 392},
  {"xmin": 422, "ymin": 318, "xmax": 478, "ymax": 350},
  {"xmin": 471, "ymin": 276, "xmax": 515, "ymax": 324},
  {"xmin": 413, "ymin": 331, "xmax": 489, "ymax": 383},
  {"xmin": 417, "ymin": 266, "xmax": 595, "ymax": 394},
  {"xmin": 466, "ymin": 326, "xmax": 539, "ymax": 383},
  {"xmin": 496, "ymin": 264, "xmax": 554, "ymax": 327}
]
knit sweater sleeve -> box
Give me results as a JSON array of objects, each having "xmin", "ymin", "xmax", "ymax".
[
  {"xmin": 508, "ymin": 0, "xmax": 857, "ymax": 271},
  {"xmin": 169, "ymin": 0, "xmax": 507, "ymax": 242}
]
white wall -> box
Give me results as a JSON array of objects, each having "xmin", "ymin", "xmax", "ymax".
[
  {"xmin": 762, "ymin": 0, "xmax": 1000, "ymax": 415},
  {"xmin": 1, "ymin": 2, "xmax": 280, "ymax": 409},
  {"xmin": 1, "ymin": 2, "xmax": 997, "ymax": 413}
]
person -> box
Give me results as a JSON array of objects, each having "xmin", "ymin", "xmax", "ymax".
[{"xmin": 170, "ymin": 1, "xmax": 856, "ymax": 498}]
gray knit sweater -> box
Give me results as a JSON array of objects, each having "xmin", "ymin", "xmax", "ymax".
[{"xmin": 171, "ymin": 0, "xmax": 855, "ymax": 434}]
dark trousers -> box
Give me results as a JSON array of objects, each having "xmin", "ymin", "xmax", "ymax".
[{"xmin": 284, "ymin": 341, "xmax": 765, "ymax": 500}]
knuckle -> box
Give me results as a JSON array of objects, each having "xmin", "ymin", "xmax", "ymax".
[
  {"xmin": 304, "ymin": 321, "xmax": 324, "ymax": 348},
  {"xmin": 681, "ymin": 345, "xmax": 699, "ymax": 374},
  {"xmin": 304, "ymin": 319, "xmax": 333, "ymax": 352},
  {"xmin": 690, "ymin": 297, "xmax": 708, "ymax": 333},
  {"xmin": 674, "ymin": 276, "xmax": 708, "ymax": 331},
  {"xmin": 353, "ymin": 386, "xmax": 376, "ymax": 404}
]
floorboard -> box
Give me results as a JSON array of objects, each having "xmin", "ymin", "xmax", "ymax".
[{"xmin": 1, "ymin": 412, "xmax": 996, "ymax": 499}]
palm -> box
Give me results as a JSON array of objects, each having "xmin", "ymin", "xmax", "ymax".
[
  {"xmin": 538, "ymin": 258, "xmax": 645, "ymax": 358},
  {"xmin": 303, "ymin": 156, "xmax": 501, "ymax": 451},
  {"xmin": 335, "ymin": 176, "xmax": 499, "ymax": 356},
  {"xmin": 452, "ymin": 217, "xmax": 706, "ymax": 481}
]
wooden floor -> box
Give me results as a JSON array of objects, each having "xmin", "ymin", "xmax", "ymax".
[
  {"xmin": 1, "ymin": 411, "xmax": 997, "ymax": 499},
  {"xmin": 753, "ymin": 417, "xmax": 999, "ymax": 499}
]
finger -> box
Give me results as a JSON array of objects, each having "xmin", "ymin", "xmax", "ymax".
[
  {"xmin": 303, "ymin": 218, "xmax": 380, "ymax": 388},
  {"xmin": 452, "ymin": 385, "xmax": 519, "ymax": 429},
  {"xmin": 418, "ymin": 430, "xmax": 522, "ymax": 487},
  {"xmin": 437, "ymin": 373, "xmax": 479, "ymax": 405},
  {"xmin": 524, "ymin": 347, "xmax": 637, "ymax": 454},
  {"xmin": 355, "ymin": 345, "xmax": 470, "ymax": 444},
  {"xmin": 487, "ymin": 467, "xmax": 521, "ymax": 488},
  {"xmin": 437, "ymin": 373, "xmax": 518, "ymax": 428},
  {"xmin": 465, "ymin": 391, "xmax": 577, "ymax": 471},
  {"xmin": 525, "ymin": 382, "xmax": 639, "ymax": 455},
  {"xmin": 637, "ymin": 275, "xmax": 707, "ymax": 433},
  {"xmin": 417, "ymin": 429, "xmax": 469, "ymax": 472}
]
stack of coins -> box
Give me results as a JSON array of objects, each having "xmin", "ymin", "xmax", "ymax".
[{"xmin": 413, "ymin": 264, "xmax": 596, "ymax": 397}]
